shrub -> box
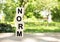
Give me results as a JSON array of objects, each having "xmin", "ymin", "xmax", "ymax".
[{"xmin": 0, "ymin": 23, "xmax": 15, "ymax": 33}]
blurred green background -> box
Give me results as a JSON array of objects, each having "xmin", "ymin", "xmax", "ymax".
[{"xmin": 0, "ymin": 0, "xmax": 60, "ymax": 33}]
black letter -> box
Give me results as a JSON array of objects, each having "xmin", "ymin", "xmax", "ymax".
[
  {"xmin": 18, "ymin": 24, "xmax": 23, "ymax": 29},
  {"xmin": 18, "ymin": 8, "xmax": 22, "ymax": 14},
  {"xmin": 16, "ymin": 16, "xmax": 22, "ymax": 21},
  {"xmin": 17, "ymin": 31, "xmax": 22, "ymax": 36}
]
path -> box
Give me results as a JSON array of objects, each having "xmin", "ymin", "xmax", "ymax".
[{"xmin": 0, "ymin": 33, "xmax": 60, "ymax": 42}]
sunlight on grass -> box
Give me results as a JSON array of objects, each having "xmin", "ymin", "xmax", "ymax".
[{"xmin": 24, "ymin": 22, "xmax": 60, "ymax": 33}]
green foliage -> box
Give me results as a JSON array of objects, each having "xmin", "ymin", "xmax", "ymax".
[
  {"xmin": 0, "ymin": 0, "xmax": 60, "ymax": 33},
  {"xmin": 0, "ymin": 23, "xmax": 15, "ymax": 33},
  {"xmin": 33, "ymin": 10, "xmax": 43, "ymax": 19},
  {"xmin": 25, "ymin": 2, "xmax": 36, "ymax": 18},
  {"xmin": 0, "ymin": 0, "xmax": 60, "ymax": 22},
  {"xmin": 25, "ymin": 0, "xmax": 59, "ymax": 19},
  {"xmin": 3, "ymin": 0, "xmax": 19, "ymax": 22},
  {"xmin": 25, "ymin": 12, "xmax": 33, "ymax": 18},
  {"xmin": 0, "ymin": 4, "xmax": 2, "ymax": 10},
  {"xmin": 24, "ymin": 22, "xmax": 60, "ymax": 33},
  {"xmin": 51, "ymin": 7, "xmax": 60, "ymax": 22}
]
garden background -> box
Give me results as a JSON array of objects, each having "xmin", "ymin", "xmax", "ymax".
[{"xmin": 0, "ymin": 0, "xmax": 60, "ymax": 33}]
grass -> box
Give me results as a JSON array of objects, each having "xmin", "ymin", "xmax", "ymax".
[
  {"xmin": 0, "ymin": 21, "xmax": 60, "ymax": 33},
  {"xmin": 24, "ymin": 22, "xmax": 60, "ymax": 33}
]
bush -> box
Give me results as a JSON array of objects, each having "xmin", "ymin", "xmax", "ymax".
[
  {"xmin": 0, "ymin": 23, "xmax": 15, "ymax": 33},
  {"xmin": 51, "ymin": 7, "xmax": 60, "ymax": 22}
]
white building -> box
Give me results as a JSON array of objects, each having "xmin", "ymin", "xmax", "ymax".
[{"xmin": 40, "ymin": 9, "xmax": 52, "ymax": 23}]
